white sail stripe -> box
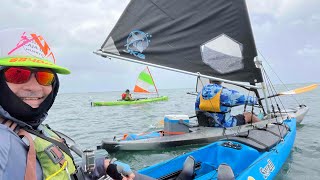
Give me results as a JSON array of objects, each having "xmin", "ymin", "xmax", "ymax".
[
  {"xmin": 141, "ymin": 68, "xmax": 149, "ymax": 74},
  {"xmin": 135, "ymin": 80, "xmax": 155, "ymax": 92}
]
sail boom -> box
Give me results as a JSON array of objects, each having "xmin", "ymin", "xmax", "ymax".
[{"xmin": 94, "ymin": 50, "xmax": 261, "ymax": 89}]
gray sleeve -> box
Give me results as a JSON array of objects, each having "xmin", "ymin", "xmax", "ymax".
[
  {"xmin": 0, "ymin": 126, "xmax": 43, "ymax": 180},
  {"xmin": 0, "ymin": 127, "xmax": 10, "ymax": 180}
]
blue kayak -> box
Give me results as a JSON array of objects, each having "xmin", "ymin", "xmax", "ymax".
[{"xmin": 138, "ymin": 118, "xmax": 296, "ymax": 180}]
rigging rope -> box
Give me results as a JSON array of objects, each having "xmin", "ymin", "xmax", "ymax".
[
  {"xmin": 257, "ymin": 49, "xmax": 300, "ymax": 105},
  {"xmin": 262, "ymin": 67, "xmax": 289, "ymax": 138},
  {"xmin": 262, "ymin": 67, "xmax": 288, "ymax": 117}
]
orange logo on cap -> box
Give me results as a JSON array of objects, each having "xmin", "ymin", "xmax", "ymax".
[
  {"xmin": 9, "ymin": 57, "xmax": 54, "ymax": 65},
  {"xmin": 8, "ymin": 32, "xmax": 56, "ymax": 63}
]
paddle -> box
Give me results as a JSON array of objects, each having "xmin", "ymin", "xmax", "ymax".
[
  {"xmin": 186, "ymin": 92, "xmax": 198, "ymax": 96},
  {"xmin": 134, "ymin": 97, "xmax": 148, "ymax": 101},
  {"xmin": 117, "ymin": 98, "xmax": 149, "ymax": 101},
  {"xmin": 259, "ymin": 84, "xmax": 318, "ymax": 100}
]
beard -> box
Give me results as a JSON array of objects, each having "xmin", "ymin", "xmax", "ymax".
[{"xmin": 0, "ymin": 72, "xmax": 59, "ymax": 128}]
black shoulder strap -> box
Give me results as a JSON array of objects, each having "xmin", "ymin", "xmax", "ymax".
[{"xmin": 24, "ymin": 127, "xmax": 74, "ymax": 158}]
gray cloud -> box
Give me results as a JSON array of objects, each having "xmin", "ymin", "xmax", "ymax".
[{"xmin": 248, "ymin": 0, "xmax": 320, "ymax": 84}]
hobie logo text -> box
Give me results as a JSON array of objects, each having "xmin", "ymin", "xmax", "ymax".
[{"xmin": 259, "ymin": 159, "xmax": 275, "ymax": 179}]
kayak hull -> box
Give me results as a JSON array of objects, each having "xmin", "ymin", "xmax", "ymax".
[
  {"xmin": 138, "ymin": 118, "xmax": 296, "ymax": 180},
  {"xmin": 101, "ymin": 106, "xmax": 306, "ymax": 153},
  {"xmin": 279, "ymin": 105, "xmax": 308, "ymax": 124},
  {"xmin": 92, "ymin": 96, "xmax": 168, "ymax": 106}
]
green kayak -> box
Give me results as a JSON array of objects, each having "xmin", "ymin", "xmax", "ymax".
[{"xmin": 91, "ymin": 96, "xmax": 168, "ymax": 106}]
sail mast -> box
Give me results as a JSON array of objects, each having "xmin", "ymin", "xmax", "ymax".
[
  {"xmin": 195, "ymin": 76, "xmax": 200, "ymax": 92},
  {"xmin": 94, "ymin": 50, "xmax": 261, "ymax": 89},
  {"xmin": 255, "ymin": 57, "xmax": 271, "ymax": 114},
  {"xmin": 146, "ymin": 66, "xmax": 159, "ymax": 97}
]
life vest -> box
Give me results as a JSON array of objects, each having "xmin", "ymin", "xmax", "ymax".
[
  {"xmin": 33, "ymin": 125, "xmax": 76, "ymax": 180},
  {"xmin": 1, "ymin": 119, "xmax": 76, "ymax": 180},
  {"xmin": 122, "ymin": 93, "xmax": 132, "ymax": 101},
  {"xmin": 199, "ymin": 88, "xmax": 223, "ymax": 113},
  {"xmin": 121, "ymin": 93, "xmax": 126, "ymax": 100}
]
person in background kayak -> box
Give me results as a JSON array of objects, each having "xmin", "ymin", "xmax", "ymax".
[
  {"xmin": 0, "ymin": 28, "xmax": 136, "ymax": 180},
  {"xmin": 195, "ymin": 80, "xmax": 260, "ymax": 127},
  {"xmin": 122, "ymin": 89, "xmax": 133, "ymax": 101}
]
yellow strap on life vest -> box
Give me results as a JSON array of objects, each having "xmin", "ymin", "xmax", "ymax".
[
  {"xmin": 45, "ymin": 161, "xmax": 68, "ymax": 180},
  {"xmin": 199, "ymin": 89, "xmax": 222, "ymax": 112}
]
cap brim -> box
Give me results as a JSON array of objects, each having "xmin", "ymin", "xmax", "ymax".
[{"xmin": 0, "ymin": 56, "xmax": 70, "ymax": 74}]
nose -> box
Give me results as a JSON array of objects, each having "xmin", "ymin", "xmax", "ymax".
[{"xmin": 22, "ymin": 73, "xmax": 42, "ymax": 91}]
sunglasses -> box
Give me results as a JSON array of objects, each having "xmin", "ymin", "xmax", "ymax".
[{"xmin": 4, "ymin": 67, "xmax": 55, "ymax": 86}]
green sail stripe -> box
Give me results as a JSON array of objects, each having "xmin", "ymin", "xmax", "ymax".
[{"xmin": 138, "ymin": 72, "xmax": 154, "ymax": 85}]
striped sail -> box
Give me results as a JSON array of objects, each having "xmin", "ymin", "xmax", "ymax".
[{"xmin": 133, "ymin": 67, "xmax": 158, "ymax": 95}]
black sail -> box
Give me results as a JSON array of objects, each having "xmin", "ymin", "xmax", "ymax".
[{"xmin": 100, "ymin": 0, "xmax": 263, "ymax": 83}]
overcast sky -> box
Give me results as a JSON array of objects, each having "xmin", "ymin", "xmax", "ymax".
[{"xmin": 1, "ymin": 0, "xmax": 319, "ymax": 93}]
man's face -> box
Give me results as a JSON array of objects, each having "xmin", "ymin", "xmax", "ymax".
[{"xmin": 6, "ymin": 69, "xmax": 53, "ymax": 108}]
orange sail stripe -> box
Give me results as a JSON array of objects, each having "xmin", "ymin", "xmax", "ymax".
[{"xmin": 134, "ymin": 85, "xmax": 149, "ymax": 93}]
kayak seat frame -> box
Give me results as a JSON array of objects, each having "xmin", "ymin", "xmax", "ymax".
[{"xmin": 222, "ymin": 123, "xmax": 289, "ymax": 152}]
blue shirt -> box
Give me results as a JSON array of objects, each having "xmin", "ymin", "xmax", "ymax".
[{"xmin": 195, "ymin": 84, "xmax": 257, "ymax": 127}]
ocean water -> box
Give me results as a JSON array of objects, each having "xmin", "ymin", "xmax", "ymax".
[{"xmin": 46, "ymin": 83, "xmax": 320, "ymax": 179}]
